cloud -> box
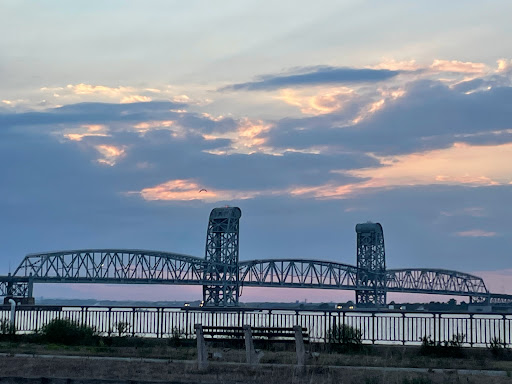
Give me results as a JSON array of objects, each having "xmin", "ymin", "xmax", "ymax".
[
  {"xmin": 62, "ymin": 124, "xmax": 110, "ymax": 141},
  {"xmin": 65, "ymin": 84, "xmax": 152, "ymax": 104},
  {"xmin": 342, "ymin": 141, "xmax": 512, "ymax": 187},
  {"xmin": 430, "ymin": 60, "xmax": 488, "ymax": 74},
  {"xmin": 220, "ymin": 66, "xmax": 402, "ymax": 91},
  {"xmin": 497, "ymin": 59, "xmax": 512, "ymax": 73},
  {"xmin": 454, "ymin": 230, "xmax": 497, "ymax": 237},
  {"xmin": 120, "ymin": 95, "xmax": 152, "ymax": 103},
  {"xmin": 370, "ymin": 59, "xmax": 421, "ymax": 71},
  {"xmin": 136, "ymin": 179, "xmax": 262, "ymax": 202},
  {"xmin": 265, "ymin": 80, "xmax": 512, "ymax": 156},
  {"xmin": 276, "ymin": 87, "xmax": 355, "ymax": 115},
  {"xmin": 95, "ymin": 144, "xmax": 126, "ymax": 166},
  {"xmin": 133, "ymin": 120, "xmax": 174, "ymax": 134},
  {"xmin": 371, "ymin": 58, "xmax": 488, "ymax": 75},
  {"xmin": 0, "ymin": 101, "xmax": 186, "ymax": 128},
  {"xmin": 440, "ymin": 207, "xmax": 487, "ymax": 218},
  {"xmin": 66, "ymin": 83, "xmax": 136, "ymax": 97},
  {"xmin": 285, "ymin": 141, "xmax": 512, "ymax": 200}
]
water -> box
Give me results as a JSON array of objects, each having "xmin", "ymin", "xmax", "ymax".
[{"xmin": 2, "ymin": 306, "xmax": 510, "ymax": 347}]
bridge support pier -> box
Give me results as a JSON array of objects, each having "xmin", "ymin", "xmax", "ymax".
[
  {"xmin": 202, "ymin": 207, "xmax": 242, "ymax": 307},
  {"xmin": 2, "ymin": 274, "xmax": 34, "ymax": 305},
  {"xmin": 355, "ymin": 223, "xmax": 387, "ymax": 307}
]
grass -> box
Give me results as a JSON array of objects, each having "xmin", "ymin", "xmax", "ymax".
[
  {"xmin": 0, "ymin": 355, "xmax": 509, "ymax": 384},
  {"xmin": 1, "ymin": 338, "xmax": 512, "ymax": 373},
  {"xmin": 2, "ymin": 326, "xmax": 512, "ymax": 384}
]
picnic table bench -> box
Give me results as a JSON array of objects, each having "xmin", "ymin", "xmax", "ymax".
[{"xmin": 194, "ymin": 324, "xmax": 310, "ymax": 369}]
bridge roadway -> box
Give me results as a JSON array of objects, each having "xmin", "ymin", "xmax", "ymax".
[{"xmin": 1, "ymin": 248, "xmax": 508, "ymax": 303}]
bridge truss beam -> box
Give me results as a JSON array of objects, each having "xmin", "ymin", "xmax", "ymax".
[
  {"xmin": 13, "ymin": 249, "xmax": 206, "ymax": 284},
  {"xmin": 3, "ymin": 253, "xmax": 494, "ymax": 302},
  {"xmin": 386, "ymin": 269, "xmax": 489, "ymax": 297},
  {"xmin": 239, "ymin": 259, "xmax": 359, "ymax": 289}
]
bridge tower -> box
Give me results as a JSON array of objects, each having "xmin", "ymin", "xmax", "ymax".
[
  {"xmin": 202, "ymin": 207, "xmax": 242, "ymax": 306},
  {"xmin": 355, "ymin": 222, "xmax": 387, "ymax": 306}
]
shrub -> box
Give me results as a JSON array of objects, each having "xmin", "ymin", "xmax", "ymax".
[
  {"xmin": 328, "ymin": 324, "xmax": 362, "ymax": 352},
  {"xmin": 0, "ymin": 318, "xmax": 15, "ymax": 335},
  {"xmin": 40, "ymin": 319, "xmax": 98, "ymax": 345}
]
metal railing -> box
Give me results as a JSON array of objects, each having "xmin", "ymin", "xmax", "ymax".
[{"xmin": 1, "ymin": 305, "xmax": 510, "ymax": 347}]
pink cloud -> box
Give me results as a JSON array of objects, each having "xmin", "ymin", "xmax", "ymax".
[
  {"xmin": 454, "ymin": 230, "xmax": 497, "ymax": 237},
  {"xmin": 95, "ymin": 144, "xmax": 126, "ymax": 166},
  {"xmin": 430, "ymin": 60, "xmax": 487, "ymax": 74},
  {"xmin": 136, "ymin": 178, "xmax": 261, "ymax": 202}
]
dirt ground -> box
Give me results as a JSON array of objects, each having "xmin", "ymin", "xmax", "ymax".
[{"xmin": 0, "ymin": 354, "xmax": 509, "ymax": 384}]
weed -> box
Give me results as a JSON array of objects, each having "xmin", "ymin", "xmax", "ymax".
[
  {"xmin": 168, "ymin": 327, "xmax": 185, "ymax": 347},
  {"xmin": 487, "ymin": 337, "xmax": 508, "ymax": 357},
  {"xmin": 419, "ymin": 334, "xmax": 465, "ymax": 358},
  {"xmin": 114, "ymin": 321, "xmax": 130, "ymax": 337}
]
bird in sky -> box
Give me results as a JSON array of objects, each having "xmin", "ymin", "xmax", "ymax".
[{"xmin": 199, "ymin": 189, "xmax": 207, "ymax": 193}]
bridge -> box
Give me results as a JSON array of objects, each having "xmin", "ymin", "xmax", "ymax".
[{"xmin": 1, "ymin": 206, "xmax": 510, "ymax": 307}]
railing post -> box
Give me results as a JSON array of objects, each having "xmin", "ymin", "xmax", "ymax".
[
  {"xmin": 470, "ymin": 313, "xmax": 474, "ymax": 347},
  {"xmin": 372, "ymin": 312, "xmax": 376, "ymax": 344},
  {"xmin": 503, "ymin": 315, "xmax": 507, "ymax": 348},
  {"xmin": 323, "ymin": 311, "xmax": 327, "ymax": 344},
  {"xmin": 108, "ymin": 307, "xmax": 112, "ymax": 337},
  {"xmin": 132, "ymin": 308, "xmax": 136, "ymax": 337},
  {"xmin": 185, "ymin": 309, "xmax": 189, "ymax": 338},
  {"xmin": 35, "ymin": 307, "xmax": 39, "ymax": 333},
  {"xmin": 156, "ymin": 307, "xmax": 160, "ymax": 338},
  {"xmin": 402, "ymin": 312, "xmax": 405, "ymax": 345},
  {"xmin": 433, "ymin": 313, "xmax": 437, "ymax": 345}
]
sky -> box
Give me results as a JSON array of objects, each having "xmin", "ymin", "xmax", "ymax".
[{"xmin": 1, "ymin": 1, "xmax": 512, "ymax": 303}]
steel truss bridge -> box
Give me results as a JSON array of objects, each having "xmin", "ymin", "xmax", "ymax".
[{"xmin": 1, "ymin": 207, "xmax": 511, "ymax": 307}]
